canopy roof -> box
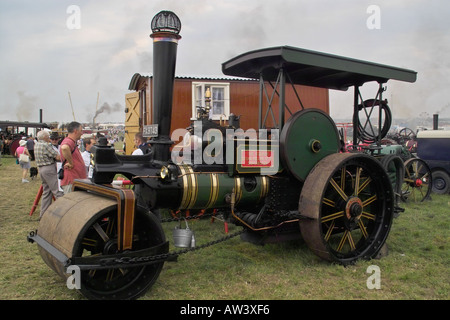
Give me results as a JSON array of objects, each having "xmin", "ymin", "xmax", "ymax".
[
  {"xmin": 222, "ymin": 46, "xmax": 417, "ymax": 90},
  {"xmin": 0, "ymin": 121, "xmax": 49, "ymax": 129}
]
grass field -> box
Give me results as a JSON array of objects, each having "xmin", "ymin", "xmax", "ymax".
[{"xmin": 0, "ymin": 154, "xmax": 448, "ymax": 300}]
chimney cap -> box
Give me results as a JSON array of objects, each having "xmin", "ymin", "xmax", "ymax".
[{"xmin": 151, "ymin": 10, "xmax": 181, "ymax": 35}]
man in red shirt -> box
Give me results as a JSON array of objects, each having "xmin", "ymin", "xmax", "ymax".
[{"xmin": 59, "ymin": 121, "xmax": 87, "ymax": 194}]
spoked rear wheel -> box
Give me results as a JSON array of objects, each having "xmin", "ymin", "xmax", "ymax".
[{"xmin": 299, "ymin": 153, "xmax": 394, "ymax": 265}]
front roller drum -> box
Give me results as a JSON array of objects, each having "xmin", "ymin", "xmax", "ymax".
[
  {"xmin": 299, "ymin": 153, "xmax": 394, "ymax": 265},
  {"xmin": 37, "ymin": 191, "xmax": 166, "ymax": 300}
]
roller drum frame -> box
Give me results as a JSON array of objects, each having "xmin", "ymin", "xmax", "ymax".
[{"xmin": 34, "ymin": 191, "xmax": 166, "ymax": 300}]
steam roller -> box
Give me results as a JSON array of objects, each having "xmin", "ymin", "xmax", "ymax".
[{"xmin": 27, "ymin": 10, "xmax": 418, "ymax": 300}]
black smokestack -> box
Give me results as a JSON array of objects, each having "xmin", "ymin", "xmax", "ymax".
[
  {"xmin": 149, "ymin": 11, "xmax": 181, "ymax": 161},
  {"xmin": 39, "ymin": 109, "xmax": 43, "ymax": 123},
  {"xmin": 433, "ymin": 114, "xmax": 439, "ymax": 130}
]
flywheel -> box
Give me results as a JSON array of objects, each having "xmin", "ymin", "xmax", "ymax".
[
  {"xmin": 280, "ymin": 109, "xmax": 341, "ymax": 182},
  {"xmin": 299, "ymin": 153, "xmax": 394, "ymax": 264}
]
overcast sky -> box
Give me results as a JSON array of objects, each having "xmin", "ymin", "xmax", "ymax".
[{"xmin": 0, "ymin": 0, "xmax": 449, "ymax": 126}]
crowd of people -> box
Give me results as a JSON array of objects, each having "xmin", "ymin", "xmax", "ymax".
[
  {"xmin": 3, "ymin": 122, "xmax": 100, "ymax": 218},
  {"xmin": 1, "ymin": 121, "xmax": 152, "ymax": 219}
]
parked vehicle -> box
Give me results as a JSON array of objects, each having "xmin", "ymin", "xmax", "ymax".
[{"xmin": 417, "ymin": 130, "xmax": 450, "ymax": 194}]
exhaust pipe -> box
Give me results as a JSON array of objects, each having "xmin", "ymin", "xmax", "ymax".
[
  {"xmin": 433, "ymin": 113, "xmax": 439, "ymax": 130},
  {"xmin": 149, "ymin": 11, "xmax": 182, "ymax": 161}
]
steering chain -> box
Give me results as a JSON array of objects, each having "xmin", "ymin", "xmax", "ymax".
[{"xmin": 97, "ymin": 212, "xmax": 244, "ymax": 268}]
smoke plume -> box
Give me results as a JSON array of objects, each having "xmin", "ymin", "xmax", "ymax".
[
  {"xmin": 92, "ymin": 102, "xmax": 122, "ymax": 125},
  {"xmin": 15, "ymin": 91, "xmax": 38, "ymax": 121}
]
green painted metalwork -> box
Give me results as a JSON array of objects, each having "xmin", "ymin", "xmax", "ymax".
[
  {"xmin": 280, "ymin": 109, "xmax": 341, "ymax": 181},
  {"xmin": 222, "ymin": 46, "xmax": 417, "ymax": 91},
  {"xmin": 178, "ymin": 165, "xmax": 269, "ymax": 210}
]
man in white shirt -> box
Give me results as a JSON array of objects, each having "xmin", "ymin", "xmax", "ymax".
[
  {"xmin": 132, "ymin": 132, "xmax": 151, "ymax": 155},
  {"xmin": 81, "ymin": 137, "xmax": 96, "ymax": 176}
]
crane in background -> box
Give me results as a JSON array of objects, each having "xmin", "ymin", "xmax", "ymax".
[{"xmin": 68, "ymin": 91, "xmax": 76, "ymax": 121}]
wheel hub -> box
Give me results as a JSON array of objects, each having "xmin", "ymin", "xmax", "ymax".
[
  {"xmin": 345, "ymin": 197, "xmax": 363, "ymax": 230},
  {"xmin": 345, "ymin": 197, "xmax": 363, "ymax": 219},
  {"xmin": 103, "ymin": 239, "xmax": 119, "ymax": 255},
  {"xmin": 435, "ymin": 178, "xmax": 445, "ymax": 190},
  {"xmin": 349, "ymin": 202, "xmax": 363, "ymax": 217}
]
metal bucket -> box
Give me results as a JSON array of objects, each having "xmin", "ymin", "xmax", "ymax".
[{"xmin": 173, "ymin": 219, "xmax": 194, "ymax": 248}]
